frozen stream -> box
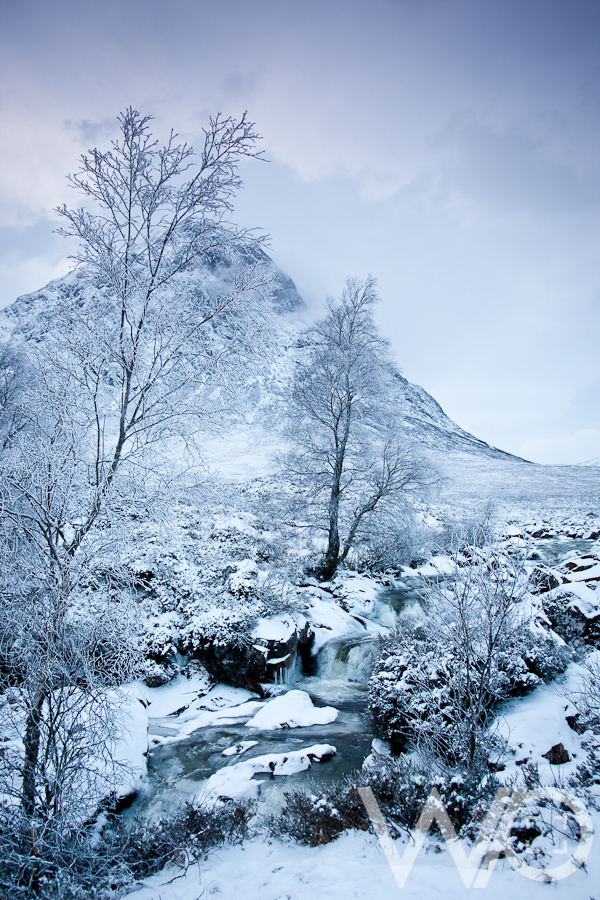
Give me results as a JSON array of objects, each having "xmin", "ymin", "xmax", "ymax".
[
  {"xmin": 127, "ymin": 537, "xmax": 597, "ymax": 823},
  {"xmin": 127, "ymin": 585, "xmax": 424, "ymax": 823}
]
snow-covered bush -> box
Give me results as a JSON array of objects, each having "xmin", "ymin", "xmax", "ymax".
[
  {"xmin": 567, "ymin": 653, "xmax": 600, "ymax": 808},
  {"xmin": 0, "ymin": 796, "xmax": 254, "ymax": 899},
  {"xmin": 369, "ymin": 547, "xmax": 569, "ymax": 769},
  {"xmin": 269, "ymin": 757, "xmax": 500, "ymax": 847},
  {"xmin": 118, "ymin": 797, "xmax": 254, "ymax": 876},
  {"xmin": 572, "ymin": 653, "xmax": 600, "ymax": 732},
  {"xmin": 362, "ymin": 753, "xmax": 500, "ymax": 836},
  {"xmin": 352, "ymin": 510, "xmax": 420, "ymax": 572},
  {"xmin": 182, "ymin": 570, "xmax": 299, "ymax": 652},
  {"xmin": 436, "ymin": 501, "xmax": 497, "ymax": 553},
  {"xmin": 0, "ymin": 584, "xmax": 140, "ymax": 829},
  {"xmin": 267, "ymin": 778, "xmax": 370, "ymax": 845},
  {"xmin": 519, "ymin": 630, "xmax": 572, "ymax": 682},
  {"xmin": 369, "ymin": 622, "xmax": 507, "ymax": 766}
]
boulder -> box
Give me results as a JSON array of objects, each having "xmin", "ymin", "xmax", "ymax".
[{"xmin": 542, "ymin": 743, "xmax": 570, "ymax": 765}]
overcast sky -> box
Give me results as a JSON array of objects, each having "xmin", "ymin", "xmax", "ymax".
[{"xmin": 1, "ymin": 0, "xmax": 599, "ymax": 464}]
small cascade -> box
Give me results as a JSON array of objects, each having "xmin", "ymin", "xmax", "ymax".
[
  {"xmin": 315, "ymin": 637, "xmax": 377, "ymax": 684},
  {"xmin": 374, "ymin": 587, "xmax": 426, "ymax": 623}
]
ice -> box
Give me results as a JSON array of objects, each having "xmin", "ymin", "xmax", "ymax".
[{"xmin": 221, "ymin": 740, "xmax": 259, "ymax": 757}]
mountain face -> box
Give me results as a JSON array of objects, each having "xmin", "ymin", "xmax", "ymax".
[{"xmin": 0, "ymin": 251, "xmax": 525, "ymax": 465}]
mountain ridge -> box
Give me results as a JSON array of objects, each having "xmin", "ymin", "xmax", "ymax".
[{"xmin": 0, "ymin": 251, "xmax": 528, "ymax": 466}]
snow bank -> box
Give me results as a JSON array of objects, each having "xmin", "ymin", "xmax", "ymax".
[
  {"xmin": 245, "ymin": 689, "xmax": 338, "ymax": 730},
  {"xmin": 252, "ymin": 613, "xmax": 299, "ymax": 643},
  {"xmin": 124, "ymin": 819, "xmax": 600, "ymax": 900},
  {"xmin": 144, "ymin": 681, "xmax": 263, "ymax": 744}
]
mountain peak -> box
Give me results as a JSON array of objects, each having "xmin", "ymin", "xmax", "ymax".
[{"xmin": 0, "ymin": 252, "xmax": 525, "ymax": 467}]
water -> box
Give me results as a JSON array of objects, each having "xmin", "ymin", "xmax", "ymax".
[
  {"xmin": 530, "ymin": 538, "xmax": 596, "ymax": 565},
  {"xmin": 129, "ymin": 588, "xmax": 412, "ymax": 822},
  {"xmin": 128, "ymin": 536, "xmax": 597, "ymax": 822}
]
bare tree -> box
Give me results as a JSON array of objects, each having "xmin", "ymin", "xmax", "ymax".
[
  {"xmin": 51, "ymin": 106, "xmax": 272, "ymax": 557},
  {"xmin": 424, "ymin": 547, "xmax": 532, "ymax": 768},
  {"xmin": 283, "ymin": 276, "xmax": 432, "ymax": 579},
  {"xmin": 0, "ymin": 583, "xmax": 137, "ymax": 822},
  {"xmin": 0, "ymin": 107, "xmax": 272, "ymax": 819}
]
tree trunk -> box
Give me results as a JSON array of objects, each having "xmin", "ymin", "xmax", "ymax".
[
  {"xmin": 323, "ymin": 507, "xmax": 340, "ymax": 580},
  {"xmin": 22, "ymin": 676, "xmax": 47, "ymax": 818},
  {"xmin": 323, "ymin": 445, "xmax": 345, "ymax": 579}
]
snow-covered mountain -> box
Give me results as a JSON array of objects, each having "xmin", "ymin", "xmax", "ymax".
[
  {"xmin": 0, "ymin": 250, "xmax": 526, "ymax": 466},
  {"xmin": 578, "ymin": 457, "xmax": 600, "ymax": 467}
]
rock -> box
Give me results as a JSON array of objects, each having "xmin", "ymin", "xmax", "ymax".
[
  {"xmin": 542, "ymin": 743, "xmax": 570, "ymax": 765},
  {"xmin": 566, "ymin": 715, "xmax": 586, "ymax": 735},
  {"xmin": 542, "ymin": 591, "xmax": 600, "ymax": 648},
  {"xmin": 142, "ymin": 659, "xmax": 178, "ymax": 687},
  {"xmin": 188, "ymin": 621, "xmax": 315, "ymax": 691}
]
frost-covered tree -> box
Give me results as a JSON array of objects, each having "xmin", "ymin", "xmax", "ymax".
[
  {"xmin": 0, "ymin": 107, "xmax": 272, "ymax": 819},
  {"xmin": 284, "ymin": 276, "xmax": 431, "ymax": 579},
  {"xmin": 0, "ymin": 343, "xmax": 27, "ymax": 450},
  {"xmin": 51, "ymin": 106, "xmax": 272, "ymax": 552}
]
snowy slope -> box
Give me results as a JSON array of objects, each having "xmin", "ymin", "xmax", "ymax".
[{"xmin": 0, "ymin": 251, "xmax": 526, "ymax": 467}]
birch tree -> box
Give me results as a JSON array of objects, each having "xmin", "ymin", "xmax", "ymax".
[
  {"xmin": 0, "ymin": 107, "xmax": 272, "ymax": 819},
  {"xmin": 284, "ymin": 276, "xmax": 430, "ymax": 579}
]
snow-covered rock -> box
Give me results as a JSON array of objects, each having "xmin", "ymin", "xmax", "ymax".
[
  {"xmin": 245, "ymin": 689, "xmax": 338, "ymax": 730},
  {"xmin": 201, "ymin": 744, "xmax": 337, "ymax": 801}
]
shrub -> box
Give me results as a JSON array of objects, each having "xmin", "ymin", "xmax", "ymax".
[
  {"xmin": 267, "ymin": 758, "xmax": 500, "ymax": 847},
  {"xmin": 362, "ymin": 753, "xmax": 500, "ymax": 837},
  {"xmin": 267, "ymin": 778, "xmax": 370, "ymax": 846},
  {"xmin": 119, "ymin": 797, "xmax": 254, "ymax": 877},
  {"xmin": 353, "ymin": 511, "xmax": 420, "ymax": 572},
  {"xmin": 0, "ymin": 798, "xmax": 254, "ymax": 899},
  {"xmin": 368, "ymin": 548, "xmax": 570, "ymax": 770}
]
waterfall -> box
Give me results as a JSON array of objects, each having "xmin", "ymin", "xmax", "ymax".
[{"xmin": 316, "ymin": 638, "xmax": 376, "ymax": 684}]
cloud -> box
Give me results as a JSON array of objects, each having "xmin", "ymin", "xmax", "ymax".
[
  {"xmin": 1, "ymin": 0, "xmax": 598, "ymax": 463},
  {"xmin": 0, "ymin": 218, "xmax": 76, "ymax": 309},
  {"xmin": 434, "ymin": 118, "xmax": 600, "ymax": 218},
  {"xmin": 64, "ymin": 118, "xmax": 118, "ymax": 146}
]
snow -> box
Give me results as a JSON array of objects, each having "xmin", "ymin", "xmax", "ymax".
[
  {"xmin": 565, "ymin": 562, "xmax": 600, "ymax": 582},
  {"xmin": 200, "ymin": 744, "xmax": 337, "ymax": 801},
  {"xmin": 123, "ymin": 644, "xmax": 600, "ymax": 900},
  {"xmin": 155, "ymin": 699, "xmax": 266, "ymax": 743},
  {"xmin": 408, "ymin": 554, "xmax": 455, "ymax": 576},
  {"xmin": 138, "ymin": 672, "xmax": 212, "ymax": 718},
  {"xmin": 546, "ymin": 581, "xmax": 600, "ymax": 617},
  {"xmin": 495, "ymin": 660, "xmax": 590, "ymax": 784},
  {"xmin": 143, "ymin": 680, "xmax": 264, "ymax": 744},
  {"xmin": 109, "ymin": 685, "xmax": 149, "ymax": 797},
  {"xmin": 124, "ymin": 822, "xmax": 600, "ymax": 900},
  {"xmin": 221, "ymin": 740, "xmax": 259, "ymax": 757},
  {"xmin": 6, "ymin": 248, "xmax": 600, "ymax": 900},
  {"xmin": 253, "ymin": 613, "xmax": 299, "ymax": 643},
  {"xmin": 245, "ymin": 689, "xmax": 339, "ymax": 730}
]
